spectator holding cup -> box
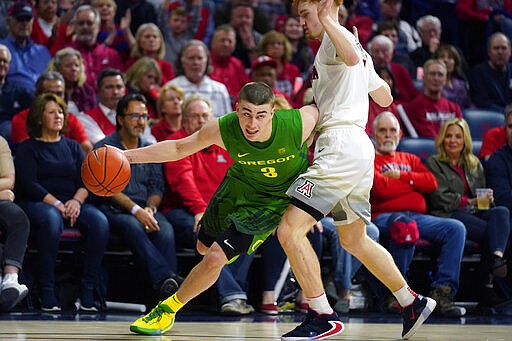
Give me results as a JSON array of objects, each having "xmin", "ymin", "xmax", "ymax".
[{"xmin": 425, "ymin": 118, "xmax": 511, "ymax": 309}]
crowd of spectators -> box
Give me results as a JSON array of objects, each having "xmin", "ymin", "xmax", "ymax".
[{"xmin": 0, "ymin": 0, "xmax": 512, "ymax": 317}]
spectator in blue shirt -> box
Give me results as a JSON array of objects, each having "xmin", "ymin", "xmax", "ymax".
[
  {"xmin": 0, "ymin": 2, "xmax": 51, "ymax": 93},
  {"xmin": 0, "ymin": 44, "xmax": 33, "ymax": 140}
]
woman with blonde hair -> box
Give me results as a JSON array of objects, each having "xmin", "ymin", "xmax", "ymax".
[
  {"xmin": 125, "ymin": 23, "xmax": 175, "ymax": 83},
  {"xmin": 258, "ymin": 30, "xmax": 302, "ymax": 98},
  {"xmin": 46, "ymin": 47, "xmax": 96, "ymax": 114},
  {"xmin": 125, "ymin": 57, "xmax": 163, "ymax": 120},
  {"xmin": 151, "ymin": 84, "xmax": 184, "ymax": 142},
  {"xmin": 425, "ymin": 118, "xmax": 511, "ymax": 309}
]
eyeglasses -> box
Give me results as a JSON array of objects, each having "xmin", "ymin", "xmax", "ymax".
[
  {"xmin": 125, "ymin": 113, "xmax": 149, "ymax": 120},
  {"xmin": 0, "ymin": 58, "xmax": 9, "ymax": 65}
]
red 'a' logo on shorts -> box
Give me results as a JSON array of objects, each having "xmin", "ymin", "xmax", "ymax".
[{"xmin": 296, "ymin": 179, "xmax": 315, "ymax": 198}]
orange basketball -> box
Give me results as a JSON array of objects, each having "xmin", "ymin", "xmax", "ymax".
[{"xmin": 81, "ymin": 145, "xmax": 131, "ymax": 197}]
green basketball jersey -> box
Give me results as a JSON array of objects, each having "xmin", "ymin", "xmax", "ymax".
[
  {"xmin": 219, "ymin": 110, "xmax": 308, "ymax": 190},
  {"xmin": 200, "ymin": 110, "xmax": 308, "ymax": 236},
  {"xmin": 219, "ymin": 109, "xmax": 309, "ymax": 199}
]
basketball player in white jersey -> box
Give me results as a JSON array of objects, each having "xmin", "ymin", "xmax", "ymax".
[{"xmin": 278, "ymin": 1, "xmax": 436, "ymax": 340}]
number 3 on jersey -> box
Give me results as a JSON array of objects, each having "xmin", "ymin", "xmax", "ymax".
[{"xmin": 261, "ymin": 167, "xmax": 277, "ymax": 178}]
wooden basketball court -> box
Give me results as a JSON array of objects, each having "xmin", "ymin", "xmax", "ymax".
[{"xmin": 1, "ymin": 318, "xmax": 511, "ymax": 340}]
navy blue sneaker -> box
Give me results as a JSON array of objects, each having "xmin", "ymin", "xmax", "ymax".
[
  {"xmin": 281, "ymin": 309, "xmax": 344, "ymax": 340},
  {"xmin": 401, "ymin": 295, "xmax": 436, "ymax": 340}
]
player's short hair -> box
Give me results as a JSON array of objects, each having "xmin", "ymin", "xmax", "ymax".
[{"xmin": 237, "ymin": 82, "xmax": 275, "ymax": 107}]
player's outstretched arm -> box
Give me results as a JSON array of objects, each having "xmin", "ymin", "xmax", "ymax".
[
  {"xmin": 318, "ymin": 0, "xmax": 359, "ymax": 66},
  {"xmin": 125, "ymin": 119, "xmax": 224, "ymax": 164}
]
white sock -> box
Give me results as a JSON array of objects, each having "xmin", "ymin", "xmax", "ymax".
[
  {"xmin": 306, "ymin": 293, "xmax": 334, "ymax": 315},
  {"xmin": 393, "ymin": 284, "xmax": 416, "ymax": 307},
  {"xmin": 3, "ymin": 272, "xmax": 18, "ymax": 284}
]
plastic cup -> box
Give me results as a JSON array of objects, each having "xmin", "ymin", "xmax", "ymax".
[{"xmin": 476, "ymin": 188, "xmax": 492, "ymax": 210}]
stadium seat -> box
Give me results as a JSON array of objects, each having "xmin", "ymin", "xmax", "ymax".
[
  {"xmin": 463, "ymin": 108, "xmax": 504, "ymax": 139},
  {"xmin": 472, "ymin": 139, "xmax": 482, "ymax": 157},
  {"xmin": 397, "ymin": 137, "xmax": 437, "ymax": 162}
]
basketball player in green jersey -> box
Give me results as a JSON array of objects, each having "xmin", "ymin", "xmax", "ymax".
[{"xmin": 124, "ymin": 82, "xmax": 319, "ymax": 336}]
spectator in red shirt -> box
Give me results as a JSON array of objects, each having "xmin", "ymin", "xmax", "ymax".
[
  {"xmin": 11, "ymin": 71, "xmax": 92, "ymax": 152},
  {"xmin": 31, "ymin": 0, "xmax": 70, "ymax": 54},
  {"xmin": 59, "ymin": 5, "xmax": 123, "ymax": 91},
  {"xmin": 479, "ymin": 105, "xmax": 512, "ymax": 160},
  {"xmin": 405, "ymin": 59, "xmax": 463, "ymax": 138},
  {"xmin": 151, "ymin": 84, "xmax": 184, "ymax": 142},
  {"xmin": 83, "ymin": 68, "xmax": 126, "ymax": 143},
  {"xmin": 209, "ymin": 24, "xmax": 249, "ymax": 106}
]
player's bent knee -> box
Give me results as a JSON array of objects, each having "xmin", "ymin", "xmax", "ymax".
[{"xmin": 203, "ymin": 244, "xmax": 229, "ymax": 268}]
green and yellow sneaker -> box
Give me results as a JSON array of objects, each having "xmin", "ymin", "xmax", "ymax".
[{"xmin": 130, "ymin": 302, "xmax": 176, "ymax": 335}]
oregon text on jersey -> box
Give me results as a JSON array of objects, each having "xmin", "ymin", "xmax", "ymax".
[{"xmin": 237, "ymin": 154, "xmax": 296, "ymax": 165}]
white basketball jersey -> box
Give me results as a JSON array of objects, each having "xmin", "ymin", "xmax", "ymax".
[{"xmin": 312, "ymin": 33, "xmax": 383, "ymax": 130}]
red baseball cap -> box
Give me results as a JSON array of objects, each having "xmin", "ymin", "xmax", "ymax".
[{"xmin": 250, "ymin": 56, "xmax": 277, "ymax": 73}]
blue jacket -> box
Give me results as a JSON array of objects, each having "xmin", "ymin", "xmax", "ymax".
[
  {"xmin": 0, "ymin": 80, "xmax": 33, "ymax": 122},
  {"xmin": 0, "ymin": 35, "xmax": 51, "ymax": 93}
]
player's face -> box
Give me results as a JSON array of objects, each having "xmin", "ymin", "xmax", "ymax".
[
  {"xmin": 120, "ymin": 100, "xmax": 148, "ymax": 138},
  {"xmin": 374, "ymin": 115, "xmax": 400, "ymax": 155},
  {"xmin": 297, "ymin": 2, "xmax": 323, "ymax": 41},
  {"xmin": 442, "ymin": 124, "xmax": 464, "ymax": 159},
  {"xmin": 236, "ymin": 100, "xmax": 275, "ymax": 142}
]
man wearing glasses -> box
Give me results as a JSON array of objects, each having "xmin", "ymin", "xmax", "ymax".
[{"xmin": 95, "ymin": 93, "xmax": 182, "ymax": 304}]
